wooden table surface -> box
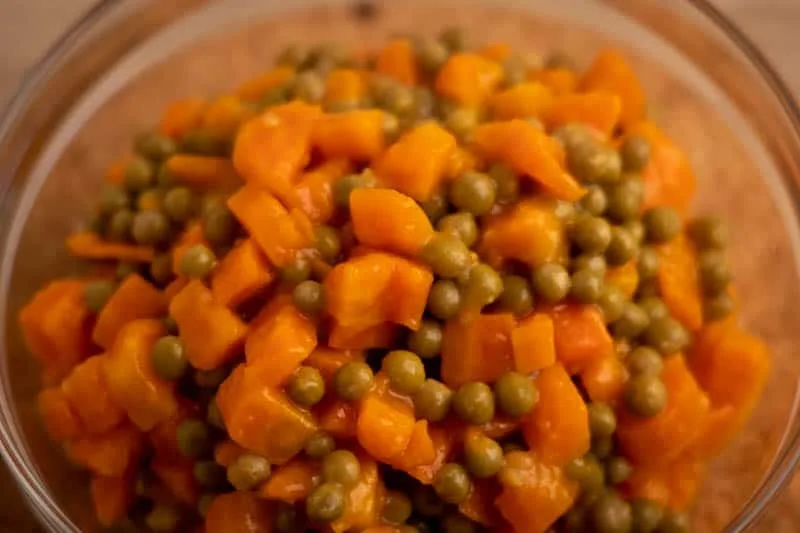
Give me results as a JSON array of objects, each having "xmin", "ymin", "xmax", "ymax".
[{"xmin": 0, "ymin": 0, "xmax": 798, "ymax": 531}]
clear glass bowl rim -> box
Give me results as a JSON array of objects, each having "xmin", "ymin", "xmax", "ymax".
[{"xmin": 0, "ymin": 0, "xmax": 799, "ymax": 531}]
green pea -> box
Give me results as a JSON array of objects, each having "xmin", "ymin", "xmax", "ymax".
[
  {"xmin": 561, "ymin": 507, "xmax": 588, "ymax": 533},
  {"xmin": 590, "ymin": 491, "xmax": 632, "ymax": 533},
  {"xmin": 449, "ymin": 171, "xmax": 496, "ymax": 216},
  {"xmin": 417, "ymin": 38, "xmax": 449, "ymax": 74},
  {"xmin": 592, "ymin": 435, "xmax": 614, "ymax": 459},
  {"xmin": 688, "ymin": 216, "xmax": 727, "ymax": 250},
  {"xmin": 440, "ymin": 26, "xmax": 469, "ymax": 52},
  {"xmin": 552, "ymin": 123, "xmax": 593, "ymax": 152},
  {"xmin": 306, "ymin": 482, "xmax": 346, "ymax": 523},
  {"xmin": 495, "ymin": 275, "xmax": 533, "ymax": 317},
  {"xmin": 197, "ymin": 494, "xmax": 215, "ymax": 518},
  {"xmin": 145, "ymin": 504, "xmax": 180, "ymax": 532},
  {"xmin": 606, "ymin": 226, "xmax": 639, "ymax": 266},
  {"xmin": 274, "ymin": 502, "xmax": 305, "ymax": 532},
  {"xmin": 384, "ymin": 84, "xmax": 415, "ymax": 116},
  {"xmin": 494, "ymin": 371, "xmax": 537, "ymax": 418},
  {"xmin": 612, "ymin": 302, "xmax": 651, "ymax": 339},
  {"xmin": 293, "ymin": 280, "xmax": 326, "ymax": 315},
  {"xmin": 163, "ymin": 187, "xmax": 195, "ymax": 223},
  {"xmin": 305, "ymin": 431, "xmax": 336, "ymax": 459},
  {"xmin": 571, "ymin": 269, "xmax": 605, "ymax": 304},
  {"xmin": 192, "ymin": 365, "xmax": 226, "ymax": 389},
  {"xmin": 280, "ymin": 256, "xmax": 312, "ymax": 284},
  {"xmin": 116, "ymin": 261, "xmax": 138, "ymax": 281},
  {"xmin": 292, "ymin": 71, "xmax": 325, "ymax": 102},
  {"xmin": 194, "ymin": 460, "xmax": 226, "ymax": 489},
  {"xmin": 427, "ymin": 280, "xmax": 462, "ymax": 320},
  {"xmin": 179, "ymin": 244, "xmax": 216, "ymax": 279},
  {"xmin": 84, "ymin": 280, "xmax": 115, "ymax": 313},
  {"xmin": 605, "ymin": 177, "xmax": 644, "ymax": 222},
  {"xmin": 638, "ymin": 296, "xmax": 669, "ymax": 321},
  {"xmin": 433, "ymin": 463, "xmax": 472, "ymax": 504},
  {"xmin": 488, "ymin": 163, "xmax": 521, "ymax": 205},
  {"xmin": 288, "ymin": 366, "xmax": 326, "ymax": 407},
  {"xmin": 698, "ymin": 250, "xmax": 731, "ymax": 295},
  {"xmin": 227, "ymin": 453, "xmax": 271, "ymax": 491},
  {"xmin": 99, "ymin": 185, "xmax": 130, "ymax": 215},
  {"xmin": 412, "ymin": 485, "xmax": 446, "ymax": 517},
  {"xmin": 502, "ymin": 441, "xmax": 526, "ymax": 454},
  {"xmin": 124, "ymin": 157, "xmax": 156, "ymax": 193},
  {"xmin": 150, "ymin": 253, "xmax": 173, "ymax": 286},
  {"xmin": 437, "ymin": 212, "xmax": 478, "ymax": 247},
  {"xmin": 408, "ymin": 320, "xmax": 443, "ymax": 359},
  {"xmin": 572, "ymin": 215, "xmax": 612, "ymax": 254},
  {"xmin": 442, "ymin": 512, "xmax": 478, "ymax": 533},
  {"xmin": 161, "ymin": 315, "xmax": 179, "ymax": 336},
  {"xmin": 625, "ymin": 374, "xmax": 668, "ymax": 417},
  {"xmin": 382, "ymin": 111, "xmax": 401, "ymax": 141},
  {"xmin": 655, "ymin": 510, "xmax": 689, "ymax": 533},
  {"xmin": 420, "ymin": 193, "xmax": 449, "ymax": 224},
  {"xmin": 624, "ymin": 219, "xmax": 646, "ymax": 243},
  {"xmin": 581, "ymin": 185, "xmax": 608, "ymax": 216},
  {"xmin": 463, "ymin": 432, "xmax": 504, "ymax": 478},
  {"xmin": 573, "ymin": 254, "xmax": 608, "ymax": 276},
  {"xmin": 137, "ymin": 189, "xmax": 164, "ymax": 212},
  {"xmin": 626, "ymin": 347, "xmax": 664, "ymax": 376},
  {"xmin": 445, "ymin": 108, "xmax": 480, "ymax": 143},
  {"xmin": 135, "ymin": 132, "xmax": 177, "ymax": 162},
  {"xmin": 636, "ymin": 280, "xmax": 660, "ymax": 299},
  {"xmin": 588, "ymin": 402, "xmax": 617, "ymax": 438},
  {"xmin": 131, "ymin": 210, "xmax": 169, "ymax": 245},
  {"xmin": 314, "ymin": 225, "xmax": 341, "ymax": 262},
  {"xmin": 420, "ymin": 233, "xmax": 472, "ymax": 279},
  {"xmin": 630, "ymin": 499, "xmax": 664, "ymax": 533},
  {"xmin": 704, "ymin": 292, "xmax": 734, "ymax": 321},
  {"xmin": 206, "ymin": 399, "xmax": 225, "ymax": 430},
  {"xmin": 86, "ymin": 212, "xmax": 107, "ymax": 235},
  {"xmin": 333, "ymin": 361, "xmax": 375, "ymax": 401},
  {"xmin": 176, "ymin": 419, "xmax": 211, "ymax": 459},
  {"xmin": 414, "ymin": 379, "xmax": 453, "ymax": 422},
  {"xmin": 151, "ymin": 336, "xmax": 188, "ymax": 380},
  {"xmin": 382, "ymin": 350, "xmax": 426, "ymax": 395},
  {"xmin": 531, "ymin": 263, "xmax": 571, "ymax": 303},
  {"xmin": 156, "ymin": 164, "xmax": 176, "ymax": 188},
  {"xmin": 203, "ymin": 203, "xmax": 236, "ymax": 247},
  {"xmin": 555, "ymin": 198, "xmax": 578, "ymax": 224},
  {"xmin": 565, "ymin": 455, "xmax": 605, "ymax": 494},
  {"xmin": 453, "ymin": 382, "xmax": 495, "ymax": 425},
  {"xmin": 568, "ymin": 143, "xmax": 622, "ymax": 183},
  {"xmin": 643, "ymin": 317, "xmax": 689, "ymax": 355},
  {"xmin": 179, "ymin": 129, "xmax": 227, "ymax": 156},
  {"xmin": 599, "ymin": 285, "xmax": 626, "ymax": 323},
  {"xmin": 643, "ymin": 207, "xmax": 681, "ymax": 243},
  {"xmin": 463, "ymin": 264, "xmax": 503, "ymax": 309},
  {"xmin": 620, "ymin": 135, "xmax": 651, "ymax": 172},
  {"xmin": 277, "ymin": 44, "xmax": 308, "ymax": 67},
  {"xmin": 502, "ymin": 55, "xmax": 530, "ymax": 88},
  {"xmin": 106, "ymin": 209, "xmax": 134, "ymax": 242},
  {"xmin": 334, "ymin": 173, "xmax": 375, "ymax": 208},
  {"xmin": 637, "ymin": 246, "xmax": 660, "ymax": 280},
  {"xmin": 322, "ymin": 449, "xmax": 361, "ymax": 487},
  {"xmin": 383, "ymin": 490, "xmax": 414, "ymax": 524},
  {"xmin": 606, "ymin": 456, "xmax": 633, "ymax": 485}
]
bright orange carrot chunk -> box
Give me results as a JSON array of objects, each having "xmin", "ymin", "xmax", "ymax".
[
  {"xmin": 511, "ymin": 313, "xmax": 556, "ymax": 374},
  {"xmin": 376, "ymin": 39, "xmax": 418, "ymax": 86},
  {"xmin": 489, "ymin": 82, "xmax": 554, "ymax": 120},
  {"xmin": 260, "ymin": 458, "xmax": 320, "ymax": 503},
  {"xmin": 580, "ymin": 49, "xmax": 646, "ymax": 126},
  {"xmin": 169, "ymin": 280, "xmax": 248, "ymax": 371},
  {"xmin": 473, "ymin": 120, "xmax": 584, "ymax": 201},
  {"xmin": 65, "ymin": 423, "xmax": 144, "ymax": 477},
  {"xmin": 350, "ymin": 188, "xmax": 434, "ymax": 257},
  {"xmin": 522, "ymin": 364, "xmax": 590, "ymax": 465},
  {"xmin": 236, "ymin": 66, "xmax": 296, "ymax": 100},
  {"xmin": 38, "ymin": 387, "xmax": 83, "ymax": 441},
  {"xmin": 312, "ymin": 109, "xmax": 386, "ymax": 160},
  {"xmin": 324, "ymin": 68, "xmax": 367, "ymax": 104},
  {"xmin": 61, "ymin": 355, "xmax": 125, "ymax": 435},
  {"xmin": 205, "ymin": 492, "xmax": 274, "ymax": 533},
  {"xmin": 375, "ymin": 122, "xmax": 457, "ymax": 201},
  {"xmin": 357, "ymin": 387, "xmax": 416, "ymax": 463},
  {"xmin": 480, "ymin": 199, "xmax": 565, "ymax": 268},
  {"xmin": 228, "ymin": 185, "xmax": 314, "ymax": 267},
  {"xmin": 657, "ymin": 234, "xmax": 703, "ymax": 332},
  {"xmin": 67, "ymin": 232, "xmax": 155, "ymax": 263},
  {"xmin": 441, "ymin": 313, "xmax": 516, "ymax": 387},
  {"xmin": 102, "ymin": 319, "xmax": 177, "ymax": 431},
  {"xmin": 159, "ymin": 98, "xmax": 207, "ymax": 138},
  {"xmin": 435, "ymin": 53, "xmax": 504, "ymax": 106},
  {"xmin": 293, "ymin": 159, "xmax": 353, "ymax": 223},
  {"xmin": 90, "ymin": 475, "xmax": 133, "ymax": 528},
  {"xmin": 551, "ymin": 304, "xmax": 613, "ymax": 373},
  {"xmin": 543, "ymin": 92, "xmax": 622, "ymax": 137},
  {"xmin": 211, "ymin": 238, "xmax": 276, "ymax": 309},
  {"xmin": 93, "ymin": 274, "xmax": 167, "ymax": 350},
  {"xmin": 165, "ymin": 155, "xmax": 242, "ymax": 188}
]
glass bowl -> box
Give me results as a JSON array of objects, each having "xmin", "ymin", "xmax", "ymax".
[{"xmin": 1, "ymin": 0, "xmax": 799, "ymax": 531}]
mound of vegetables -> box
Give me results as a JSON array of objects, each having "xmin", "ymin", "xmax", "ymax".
[{"xmin": 20, "ymin": 27, "xmax": 770, "ymax": 533}]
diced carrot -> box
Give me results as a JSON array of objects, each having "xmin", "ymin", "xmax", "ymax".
[
  {"xmin": 90, "ymin": 475, "xmax": 132, "ymax": 528},
  {"xmin": 511, "ymin": 313, "xmax": 556, "ymax": 373},
  {"xmin": 312, "ymin": 109, "xmax": 386, "ymax": 160},
  {"xmin": 580, "ymin": 49, "xmax": 646, "ymax": 126},
  {"xmin": 92, "ymin": 274, "xmax": 167, "ymax": 350},
  {"xmin": 151, "ymin": 453, "xmax": 199, "ymax": 504},
  {"xmin": 293, "ymin": 158, "xmax": 353, "ymax": 223},
  {"xmin": 65, "ymin": 423, "xmax": 144, "ymax": 477},
  {"xmin": 550, "ymin": 304, "xmax": 614, "ymax": 373},
  {"xmin": 205, "ymin": 492, "xmax": 274, "ymax": 533},
  {"xmin": 328, "ymin": 321, "xmax": 398, "ymax": 350},
  {"xmin": 489, "ymin": 82, "xmax": 554, "ymax": 120},
  {"xmin": 436, "ymin": 53, "xmax": 504, "ymax": 106},
  {"xmin": 67, "ymin": 232, "xmax": 155, "ymax": 263},
  {"xmin": 260, "ymin": 458, "xmax": 320, "ymax": 503},
  {"xmin": 324, "ymin": 68, "xmax": 367, "ymax": 104},
  {"xmin": 317, "ymin": 398, "xmax": 359, "ymax": 439},
  {"xmin": 357, "ymin": 388, "xmax": 416, "ymax": 463},
  {"xmin": 530, "ymin": 68, "xmax": 578, "ymax": 95},
  {"xmin": 375, "ymin": 39, "xmax": 418, "ymax": 86},
  {"xmin": 306, "ymin": 347, "xmax": 363, "ymax": 383},
  {"xmin": 214, "ymin": 439, "xmax": 246, "ymax": 468},
  {"xmin": 202, "ymin": 95, "xmax": 255, "ymax": 138},
  {"xmin": 37, "ymin": 387, "xmax": 83, "ymax": 441},
  {"xmin": 159, "ymin": 98, "xmax": 207, "ymax": 138},
  {"xmin": 60, "ymin": 355, "xmax": 125, "ymax": 435},
  {"xmin": 164, "ymin": 155, "xmax": 241, "ymax": 188},
  {"xmin": 236, "ymin": 66, "xmax": 296, "ymax": 100},
  {"xmin": 580, "ymin": 352, "xmax": 629, "ymax": 404},
  {"xmin": 441, "ymin": 313, "xmax": 516, "ymax": 388},
  {"xmin": 657, "ymin": 234, "xmax": 703, "ymax": 332},
  {"xmin": 211, "ymin": 239, "xmax": 276, "ymax": 309}
]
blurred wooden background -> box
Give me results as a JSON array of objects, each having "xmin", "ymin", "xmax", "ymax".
[{"xmin": 0, "ymin": 0, "xmax": 798, "ymax": 531}]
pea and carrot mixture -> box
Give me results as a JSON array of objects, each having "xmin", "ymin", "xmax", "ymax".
[{"xmin": 20, "ymin": 27, "xmax": 770, "ymax": 533}]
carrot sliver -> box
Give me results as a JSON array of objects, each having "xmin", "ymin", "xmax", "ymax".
[{"xmin": 67, "ymin": 232, "xmax": 154, "ymax": 263}]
